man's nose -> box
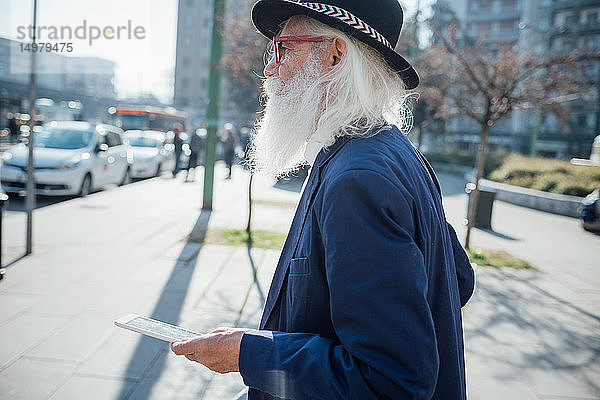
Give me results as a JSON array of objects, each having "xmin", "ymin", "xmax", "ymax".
[{"xmin": 264, "ymin": 57, "xmax": 278, "ymax": 77}]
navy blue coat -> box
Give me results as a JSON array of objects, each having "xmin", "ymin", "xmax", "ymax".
[{"xmin": 239, "ymin": 126, "xmax": 475, "ymax": 400}]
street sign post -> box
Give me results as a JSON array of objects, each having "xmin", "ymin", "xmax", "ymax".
[{"xmin": 202, "ymin": 0, "xmax": 225, "ymax": 211}]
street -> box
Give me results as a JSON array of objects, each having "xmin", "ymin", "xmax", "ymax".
[{"xmin": 0, "ymin": 164, "xmax": 599, "ymax": 399}]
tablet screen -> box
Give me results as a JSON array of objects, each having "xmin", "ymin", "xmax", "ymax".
[{"xmin": 127, "ymin": 316, "xmax": 200, "ymax": 341}]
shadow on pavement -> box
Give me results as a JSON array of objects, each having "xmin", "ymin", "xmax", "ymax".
[
  {"xmin": 117, "ymin": 210, "xmax": 211, "ymax": 400},
  {"xmin": 478, "ymin": 228, "xmax": 519, "ymax": 241},
  {"xmin": 465, "ymin": 268, "xmax": 600, "ymax": 394},
  {"xmin": 233, "ymin": 242, "xmax": 266, "ymax": 328},
  {"xmin": 248, "ymin": 244, "xmax": 265, "ymax": 305},
  {"xmin": 4, "ymin": 193, "xmax": 74, "ymax": 212}
]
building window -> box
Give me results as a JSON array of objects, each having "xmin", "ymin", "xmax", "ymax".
[
  {"xmin": 565, "ymin": 15, "xmax": 577, "ymax": 26},
  {"xmin": 586, "ymin": 35, "xmax": 600, "ymax": 49},
  {"xmin": 186, "ymin": 0, "xmax": 194, "ymax": 6},
  {"xmin": 183, "ymin": 57, "xmax": 191, "ymax": 67},
  {"xmin": 586, "ymin": 11, "xmax": 599, "ymax": 24},
  {"xmin": 492, "ymin": 22, "xmax": 500, "ymax": 34},
  {"xmin": 493, "ymin": 0, "xmax": 501, "ymax": 13},
  {"xmin": 587, "ymin": 114, "xmax": 596, "ymax": 128},
  {"xmin": 502, "ymin": 0, "xmax": 516, "ymax": 9},
  {"xmin": 555, "ymin": 11, "xmax": 575, "ymax": 26},
  {"xmin": 500, "ymin": 20, "xmax": 515, "ymax": 33},
  {"xmin": 477, "ymin": 22, "xmax": 491, "ymax": 35}
]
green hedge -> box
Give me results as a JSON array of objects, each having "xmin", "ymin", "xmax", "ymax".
[
  {"xmin": 423, "ymin": 151, "xmax": 509, "ymax": 177},
  {"xmin": 488, "ymin": 154, "xmax": 600, "ymax": 197}
]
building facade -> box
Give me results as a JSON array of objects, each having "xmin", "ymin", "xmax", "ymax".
[
  {"xmin": 428, "ymin": 0, "xmax": 600, "ymax": 159},
  {"xmin": 173, "ymin": 0, "xmax": 253, "ymax": 129},
  {"xmin": 0, "ymin": 36, "xmax": 117, "ymax": 126}
]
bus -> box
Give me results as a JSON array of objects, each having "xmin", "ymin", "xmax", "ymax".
[{"xmin": 109, "ymin": 106, "xmax": 188, "ymax": 133}]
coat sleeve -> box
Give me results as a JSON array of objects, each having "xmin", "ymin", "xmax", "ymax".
[
  {"xmin": 446, "ymin": 222, "xmax": 475, "ymax": 307},
  {"xmin": 239, "ymin": 169, "xmax": 440, "ymax": 399}
]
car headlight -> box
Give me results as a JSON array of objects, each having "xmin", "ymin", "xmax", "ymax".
[{"xmin": 2, "ymin": 152, "xmax": 13, "ymax": 165}]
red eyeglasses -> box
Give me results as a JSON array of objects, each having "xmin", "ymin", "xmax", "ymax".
[{"xmin": 272, "ymin": 35, "xmax": 327, "ymax": 64}]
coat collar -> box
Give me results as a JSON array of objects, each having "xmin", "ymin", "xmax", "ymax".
[{"xmin": 313, "ymin": 135, "xmax": 353, "ymax": 170}]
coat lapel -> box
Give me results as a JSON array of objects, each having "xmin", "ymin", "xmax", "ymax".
[{"xmin": 259, "ymin": 136, "xmax": 353, "ymax": 329}]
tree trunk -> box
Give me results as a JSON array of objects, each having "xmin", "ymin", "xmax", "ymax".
[
  {"xmin": 464, "ymin": 121, "xmax": 491, "ymax": 250},
  {"xmin": 246, "ymin": 172, "xmax": 254, "ymax": 245}
]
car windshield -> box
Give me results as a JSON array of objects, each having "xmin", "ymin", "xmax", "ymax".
[
  {"xmin": 128, "ymin": 136, "xmax": 161, "ymax": 148},
  {"xmin": 35, "ymin": 128, "xmax": 94, "ymax": 149}
]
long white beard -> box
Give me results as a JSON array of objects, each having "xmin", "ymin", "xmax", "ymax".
[{"xmin": 249, "ymin": 56, "xmax": 325, "ymax": 177}]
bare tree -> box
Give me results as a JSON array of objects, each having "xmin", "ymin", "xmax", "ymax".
[
  {"xmin": 222, "ymin": 10, "xmax": 268, "ymax": 124},
  {"xmin": 421, "ymin": 23, "xmax": 599, "ymax": 249},
  {"xmin": 221, "ymin": 10, "xmax": 267, "ymax": 244}
]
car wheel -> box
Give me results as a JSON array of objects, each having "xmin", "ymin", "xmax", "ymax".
[
  {"xmin": 120, "ymin": 168, "xmax": 131, "ymax": 186},
  {"xmin": 79, "ymin": 174, "xmax": 92, "ymax": 197},
  {"xmin": 154, "ymin": 163, "xmax": 162, "ymax": 177}
]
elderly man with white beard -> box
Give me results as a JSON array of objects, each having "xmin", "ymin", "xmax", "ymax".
[{"xmin": 171, "ymin": 1, "xmax": 475, "ymax": 399}]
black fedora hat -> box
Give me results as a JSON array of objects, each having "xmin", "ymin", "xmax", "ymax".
[{"xmin": 251, "ymin": 0, "xmax": 419, "ymax": 89}]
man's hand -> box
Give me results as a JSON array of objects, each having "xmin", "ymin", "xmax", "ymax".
[{"xmin": 170, "ymin": 327, "xmax": 248, "ymax": 374}]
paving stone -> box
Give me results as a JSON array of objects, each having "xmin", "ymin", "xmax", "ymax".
[
  {"xmin": 0, "ymin": 358, "xmax": 75, "ymax": 400},
  {"xmin": 77, "ymin": 331, "xmax": 165, "ymax": 381},
  {"xmin": 0, "ymin": 313, "xmax": 65, "ymax": 368},
  {"xmin": 29, "ymin": 285, "xmax": 107, "ymax": 317},
  {"xmin": 0, "ymin": 292, "xmax": 44, "ymax": 325},
  {"xmin": 29, "ymin": 311, "xmax": 116, "ymax": 362},
  {"xmin": 48, "ymin": 375, "xmax": 136, "ymax": 400},
  {"xmin": 467, "ymin": 377, "xmax": 539, "ymax": 400}
]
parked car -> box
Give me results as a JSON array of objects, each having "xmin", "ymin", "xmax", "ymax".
[
  {"xmin": 125, "ymin": 130, "xmax": 176, "ymax": 178},
  {"xmin": 579, "ymin": 186, "xmax": 600, "ymax": 233},
  {"xmin": 0, "ymin": 121, "xmax": 132, "ymax": 196}
]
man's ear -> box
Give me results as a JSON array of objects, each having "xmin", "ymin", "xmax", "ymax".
[{"xmin": 329, "ymin": 37, "xmax": 346, "ymax": 67}]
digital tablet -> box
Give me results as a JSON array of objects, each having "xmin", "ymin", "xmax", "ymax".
[{"xmin": 114, "ymin": 314, "xmax": 202, "ymax": 342}]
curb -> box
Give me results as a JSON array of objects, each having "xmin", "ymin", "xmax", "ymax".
[{"xmin": 431, "ymin": 163, "xmax": 582, "ymax": 218}]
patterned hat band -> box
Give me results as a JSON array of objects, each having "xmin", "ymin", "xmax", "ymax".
[{"xmin": 287, "ymin": 1, "xmax": 394, "ymax": 50}]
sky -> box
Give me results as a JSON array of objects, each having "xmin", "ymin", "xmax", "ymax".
[{"xmin": 0, "ymin": 0, "xmax": 433, "ymax": 104}]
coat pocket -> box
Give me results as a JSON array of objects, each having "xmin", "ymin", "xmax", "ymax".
[{"xmin": 289, "ymin": 256, "xmax": 309, "ymax": 275}]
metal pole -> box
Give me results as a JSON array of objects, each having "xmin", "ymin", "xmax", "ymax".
[
  {"xmin": 202, "ymin": 0, "xmax": 225, "ymax": 211},
  {"xmin": 0, "ymin": 192, "xmax": 8, "ymax": 275},
  {"xmin": 25, "ymin": 0, "xmax": 38, "ymax": 255}
]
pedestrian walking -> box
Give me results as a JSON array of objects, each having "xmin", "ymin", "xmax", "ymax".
[
  {"xmin": 221, "ymin": 124, "xmax": 237, "ymax": 179},
  {"xmin": 7, "ymin": 113, "xmax": 19, "ymax": 143},
  {"xmin": 185, "ymin": 128, "xmax": 204, "ymax": 181},
  {"xmin": 172, "ymin": 2, "xmax": 474, "ymax": 399},
  {"xmin": 239, "ymin": 127, "xmax": 251, "ymax": 167},
  {"xmin": 172, "ymin": 123, "xmax": 184, "ymax": 176}
]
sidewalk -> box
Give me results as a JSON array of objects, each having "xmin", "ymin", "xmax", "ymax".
[
  {"xmin": 0, "ymin": 164, "xmax": 297, "ymax": 400},
  {"xmin": 0, "ymin": 164, "xmax": 598, "ymax": 399}
]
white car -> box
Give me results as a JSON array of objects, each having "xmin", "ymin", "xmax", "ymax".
[
  {"xmin": 0, "ymin": 121, "xmax": 132, "ymax": 196},
  {"xmin": 125, "ymin": 130, "xmax": 176, "ymax": 178}
]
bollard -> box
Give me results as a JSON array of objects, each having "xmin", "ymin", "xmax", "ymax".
[
  {"xmin": 0, "ymin": 190, "xmax": 8, "ymax": 279},
  {"xmin": 465, "ymin": 183, "xmax": 496, "ymax": 229}
]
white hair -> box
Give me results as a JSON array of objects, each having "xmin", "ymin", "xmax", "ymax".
[
  {"xmin": 248, "ymin": 16, "xmax": 415, "ymax": 177},
  {"xmin": 299, "ymin": 16, "xmax": 414, "ymax": 147}
]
